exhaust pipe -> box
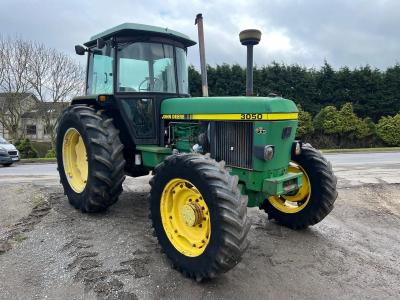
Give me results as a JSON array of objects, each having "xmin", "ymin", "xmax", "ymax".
[
  {"xmin": 195, "ymin": 13, "xmax": 209, "ymax": 97},
  {"xmin": 239, "ymin": 29, "xmax": 262, "ymax": 96}
]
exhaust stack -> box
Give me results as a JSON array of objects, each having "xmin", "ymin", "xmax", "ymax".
[
  {"xmin": 239, "ymin": 29, "xmax": 262, "ymax": 96},
  {"xmin": 195, "ymin": 13, "xmax": 209, "ymax": 97}
]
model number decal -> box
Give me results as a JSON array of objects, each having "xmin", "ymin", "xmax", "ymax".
[{"xmin": 240, "ymin": 113, "xmax": 263, "ymax": 120}]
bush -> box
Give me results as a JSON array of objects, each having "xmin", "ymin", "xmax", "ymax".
[
  {"xmin": 45, "ymin": 148, "xmax": 56, "ymax": 158},
  {"xmin": 296, "ymin": 105, "xmax": 314, "ymax": 138},
  {"xmin": 31, "ymin": 141, "xmax": 52, "ymax": 157},
  {"xmin": 15, "ymin": 138, "xmax": 38, "ymax": 158},
  {"xmin": 376, "ymin": 114, "xmax": 400, "ymax": 146},
  {"xmin": 313, "ymin": 105, "xmax": 342, "ymax": 135}
]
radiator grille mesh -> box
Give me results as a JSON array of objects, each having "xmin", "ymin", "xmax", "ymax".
[{"xmin": 214, "ymin": 122, "xmax": 253, "ymax": 169}]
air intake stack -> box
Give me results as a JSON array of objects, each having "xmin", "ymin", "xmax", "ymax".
[{"xmin": 239, "ymin": 29, "xmax": 262, "ymax": 96}]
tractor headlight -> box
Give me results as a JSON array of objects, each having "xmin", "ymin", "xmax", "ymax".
[
  {"xmin": 291, "ymin": 141, "xmax": 302, "ymax": 156},
  {"xmin": 294, "ymin": 142, "xmax": 301, "ymax": 155},
  {"xmin": 264, "ymin": 145, "xmax": 274, "ymax": 161}
]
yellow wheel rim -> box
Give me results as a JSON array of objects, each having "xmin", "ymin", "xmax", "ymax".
[
  {"xmin": 160, "ymin": 178, "xmax": 211, "ymax": 257},
  {"xmin": 62, "ymin": 128, "xmax": 88, "ymax": 193},
  {"xmin": 268, "ymin": 162, "xmax": 311, "ymax": 214}
]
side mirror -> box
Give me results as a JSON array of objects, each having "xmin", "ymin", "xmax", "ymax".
[
  {"xmin": 97, "ymin": 38, "xmax": 106, "ymax": 49},
  {"xmin": 75, "ymin": 45, "xmax": 86, "ymax": 55}
]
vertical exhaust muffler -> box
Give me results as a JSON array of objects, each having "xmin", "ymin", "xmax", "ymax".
[{"xmin": 195, "ymin": 13, "xmax": 209, "ymax": 97}]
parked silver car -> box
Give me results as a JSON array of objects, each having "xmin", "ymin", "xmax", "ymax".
[{"xmin": 0, "ymin": 137, "xmax": 20, "ymax": 166}]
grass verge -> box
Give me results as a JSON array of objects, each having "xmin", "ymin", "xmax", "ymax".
[{"xmin": 19, "ymin": 158, "xmax": 56, "ymax": 164}]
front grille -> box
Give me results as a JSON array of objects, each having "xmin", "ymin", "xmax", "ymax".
[
  {"xmin": 214, "ymin": 122, "xmax": 253, "ymax": 169},
  {"xmin": 8, "ymin": 151, "xmax": 17, "ymax": 156}
]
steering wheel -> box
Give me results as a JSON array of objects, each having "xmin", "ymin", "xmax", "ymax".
[{"xmin": 138, "ymin": 77, "xmax": 162, "ymax": 92}]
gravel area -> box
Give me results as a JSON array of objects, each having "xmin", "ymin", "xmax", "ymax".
[{"xmin": 0, "ymin": 174, "xmax": 399, "ymax": 300}]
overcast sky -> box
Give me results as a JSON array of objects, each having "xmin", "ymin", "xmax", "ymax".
[{"xmin": 1, "ymin": 0, "xmax": 399, "ymax": 69}]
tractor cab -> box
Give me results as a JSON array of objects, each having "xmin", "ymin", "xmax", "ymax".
[{"xmin": 75, "ymin": 23, "xmax": 196, "ymax": 143}]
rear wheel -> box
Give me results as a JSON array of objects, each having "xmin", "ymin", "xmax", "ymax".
[
  {"xmin": 261, "ymin": 144, "xmax": 337, "ymax": 229},
  {"xmin": 56, "ymin": 105, "xmax": 126, "ymax": 212},
  {"xmin": 149, "ymin": 153, "xmax": 250, "ymax": 281}
]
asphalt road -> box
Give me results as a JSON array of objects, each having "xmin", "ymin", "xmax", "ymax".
[
  {"xmin": 325, "ymin": 151, "xmax": 400, "ymax": 166},
  {"xmin": 1, "ymin": 151, "xmax": 399, "ymax": 186},
  {"xmin": 0, "ymin": 151, "xmax": 399, "ymax": 300}
]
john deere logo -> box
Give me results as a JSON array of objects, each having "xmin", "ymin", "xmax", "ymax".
[{"xmin": 256, "ymin": 127, "xmax": 266, "ymax": 134}]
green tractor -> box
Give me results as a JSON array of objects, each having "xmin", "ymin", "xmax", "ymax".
[{"xmin": 56, "ymin": 18, "xmax": 337, "ymax": 281}]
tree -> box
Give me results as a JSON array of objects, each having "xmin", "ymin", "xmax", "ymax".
[
  {"xmin": 0, "ymin": 37, "xmax": 36, "ymax": 140},
  {"xmin": 188, "ymin": 65, "xmax": 202, "ymax": 97},
  {"xmin": 376, "ymin": 114, "xmax": 400, "ymax": 146},
  {"xmin": 0, "ymin": 36, "xmax": 84, "ymax": 145},
  {"xmin": 188, "ymin": 61, "xmax": 400, "ymax": 123},
  {"xmin": 0, "ymin": 93, "xmax": 37, "ymax": 141},
  {"xmin": 26, "ymin": 43, "xmax": 83, "ymax": 147}
]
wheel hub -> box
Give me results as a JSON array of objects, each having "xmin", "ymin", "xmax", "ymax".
[{"xmin": 181, "ymin": 202, "xmax": 203, "ymax": 227}]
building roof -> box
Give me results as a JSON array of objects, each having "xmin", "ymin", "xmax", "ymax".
[
  {"xmin": 84, "ymin": 23, "xmax": 197, "ymax": 48},
  {"xmin": 0, "ymin": 93, "xmax": 38, "ymax": 110},
  {"xmin": 0, "ymin": 92, "xmax": 37, "ymax": 101},
  {"xmin": 21, "ymin": 102, "xmax": 69, "ymax": 119}
]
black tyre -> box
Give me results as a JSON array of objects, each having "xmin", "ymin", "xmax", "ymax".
[
  {"xmin": 56, "ymin": 105, "xmax": 126, "ymax": 212},
  {"xmin": 261, "ymin": 143, "xmax": 337, "ymax": 229},
  {"xmin": 149, "ymin": 153, "xmax": 250, "ymax": 281},
  {"xmin": 2, "ymin": 163, "xmax": 12, "ymax": 167}
]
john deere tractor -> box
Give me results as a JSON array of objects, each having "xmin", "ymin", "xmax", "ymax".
[{"xmin": 56, "ymin": 19, "xmax": 337, "ymax": 281}]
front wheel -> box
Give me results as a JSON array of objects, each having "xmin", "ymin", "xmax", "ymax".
[
  {"xmin": 149, "ymin": 153, "xmax": 250, "ymax": 281},
  {"xmin": 261, "ymin": 143, "xmax": 338, "ymax": 229},
  {"xmin": 2, "ymin": 163, "xmax": 12, "ymax": 167}
]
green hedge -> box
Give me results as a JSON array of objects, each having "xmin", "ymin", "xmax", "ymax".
[{"xmin": 15, "ymin": 139, "xmax": 38, "ymax": 159}]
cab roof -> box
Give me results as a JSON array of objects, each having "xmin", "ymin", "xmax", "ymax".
[{"xmin": 84, "ymin": 23, "xmax": 197, "ymax": 47}]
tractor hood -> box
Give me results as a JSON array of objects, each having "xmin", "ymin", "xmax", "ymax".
[{"xmin": 161, "ymin": 96, "xmax": 298, "ymax": 121}]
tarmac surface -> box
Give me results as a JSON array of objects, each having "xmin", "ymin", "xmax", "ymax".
[{"xmin": 0, "ymin": 151, "xmax": 399, "ymax": 299}]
